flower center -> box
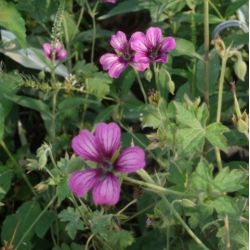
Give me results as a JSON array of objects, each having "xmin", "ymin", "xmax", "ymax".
[
  {"xmin": 101, "ymin": 160, "xmax": 114, "ymax": 173},
  {"xmin": 148, "ymin": 45, "xmax": 161, "ymax": 60}
]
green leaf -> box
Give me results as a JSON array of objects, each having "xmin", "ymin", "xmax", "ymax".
[
  {"xmin": 177, "ymin": 128, "xmax": 205, "ymax": 154},
  {"xmin": 62, "ymin": 11, "xmax": 78, "ymax": 42},
  {"xmin": 174, "ymin": 102, "xmax": 202, "ymax": 128},
  {"xmin": 0, "ymin": 0, "xmax": 26, "ymax": 47},
  {"xmin": 91, "ymin": 212, "xmax": 113, "ymax": 237},
  {"xmin": 58, "ymin": 207, "xmax": 84, "ymax": 239},
  {"xmin": 35, "ymin": 211, "xmax": 57, "ymax": 238},
  {"xmin": 98, "ymin": 0, "xmax": 149, "ymax": 20},
  {"xmin": 212, "ymin": 167, "xmax": 246, "ymax": 193},
  {"xmin": 172, "ymin": 38, "xmax": 202, "ymax": 60},
  {"xmin": 0, "ymin": 104, "xmax": 4, "ymax": 141},
  {"xmin": 191, "ymin": 158, "xmax": 213, "ymax": 192},
  {"xmin": 209, "ymin": 197, "xmax": 238, "ymax": 215},
  {"xmin": 57, "ymin": 177, "xmax": 70, "ymax": 203},
  {"xmin": 86, "ymin": 73, "xmax": 112, "ymax": 100},
  {"xmin": 5, "ymin": 95, "xmax": 50, "ymax": 114},
  {"xmin": 225, "ymin": 0, "xmax": 248, "ymax": 17},
  {"xmin": 1, "ymin": 201, "xmax": 41, "ymax": 248},
  {"xmin": 109, "ymin": 230, "xmax": 134, "ymax": 250},
  {"xmin": 0, "ymin": 165, "xmax": 13, "ymax": 201},
  {"xmin": 141, "ymin": 105, "xmax": 161, "ymax": 129},
  {"xmin": 17, "ymin": 0, "xmax": 59, "ymax": 23},
  {"xmin": 174, "ymin": 102, "xmax": 207, "ymax": 154},
  {"xmin": 94, "ymin": 105, "xmax": 116, "ymax": 123},
  {"xmin": 0, "ymin": 73, "xmax": 21, "ymax": 116},
  {"xmin": 206, "ymin": 122, "xmax": 229, "ymax": 151},
  {"xmin": 119, "ymin": 68, "xmax": 136, "ymax": 97}
]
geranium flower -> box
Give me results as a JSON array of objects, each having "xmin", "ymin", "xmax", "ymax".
[
  {"xmin": 42, "ymin": 40, "xmax": 67, "ymax": 61},
  {"xmin": 130, "ymin": 27, "xmax": 176, "ymax": 66},
  {"xmin": 100, "ymin": 31, "xmax": 148, "ymax": 78},
  {"xmin": 69, "ymin": 122, "xmax": 146, "ymax": 205}
]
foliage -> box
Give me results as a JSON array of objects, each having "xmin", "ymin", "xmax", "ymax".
[{"xmin": 0, "ymin": 0, "xmax": 248, "ymax": 250}]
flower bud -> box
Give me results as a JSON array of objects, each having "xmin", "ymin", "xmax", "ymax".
[
  {"xmin": 234, "ymin": 57, "xmax": 247, "ymax": 81},
  {"xmin": 145, "ymin": 69, "xmax": 153, "ymax": 82},
  {"xmin": 38, "ymin": 70, "xmax": 45, "ymax": 81},
  {"xmin": 167, "ymin": 80, "xmax": 175, "ymax": 95},
  {"xmin": 181, "ymin": 199, "xmax": 196, "ymax": 208}
]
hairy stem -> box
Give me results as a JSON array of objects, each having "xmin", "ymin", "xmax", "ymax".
[
  {"xmin": 215, "ymin": 55, "xmax": 228, "ymax": 171},
  {"xmin": 162, "ymin": 196, "xmax": 210, "ymax": 250},
  {"xmin": 123, "ymin": 176, "xmax": 195, "ymax": 198},
  {"xmin": 134, "ymin": 70, "xmax": 148, "ymax": 104},
  {"xmin": 86, "ymin": 0, "xmax": 99, "ymax": 63},
  {"xmin": 204, "ymin": 0, "xmax": 210, "ymax": 105},
  {"xmin": 15, "ymin": 195, "xmax": 56, "ymax": 249}
]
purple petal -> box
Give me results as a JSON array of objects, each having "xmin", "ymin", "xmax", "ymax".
[
  {"xmin": 130, "ymin": 61, "xmax": 149, "ymax": 72},
  {"xmin": 155, "ymin": 53, "xmax": 167, "ymax": 63},
  {"xmin": 130, "ymin": 32, "xmax": 149, "ymax": 53},
  {"xmin": 133, "ymin": 52, "xmax": 151, "ymax": 64},
  {"xmin": 115, "ymin": 146, "xmax": 146, "ymax": 173},
  {"xmin": 92, "ymin": 173, "xmax": 120, "ymax": 205},
  {"xmin": 72, "ymin": 130, "xmax": 101, "ymax": 162},
  {"xmin": 95, "ymin": 122, "xmax": 121, "ymax": 158},
  {"xmin": 108, "ymin": 60, "xmax": 127, "ymax": 79},
  {"xmin": 42, "ymin": 43, "xmax": 52, "ymax": 58},
  {"xmin": 161, "ymin": 37, "xmax": 176, "ymax": 53},
  {"xmin": 69, "ymin": 169, "xmax": 100, "ymax": 197},
  {"xmin": 110, "ymin": 31, "xmax": 128, "ymax": 52},
  {"xmin": 146, "ymin": 27, "xmax": 162, "ymax": 48},
  {"xmin": 103, "ymin": 0, "xmax": 116, "ymax": 3},
  {"xmin": 57, "ymin": 48, "xmax": 67, "ymax": 60},
  {"xmin": 100, "ymin": 53, "xmax": 119, "ymax": 71}
]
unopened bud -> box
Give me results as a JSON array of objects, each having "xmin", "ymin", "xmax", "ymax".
[
  {"xmin": 167, "ymin": 80, "xmax": 175, "ymax": 95},
  {"xmin": 145, "ymin": 69, "xmax": 153, "ymax": 82},
  {"xmin": 234, "ymin": 57, "xmax": 247, "ymax": 81},
  {"xmin": 181, "ymin": 199, "xmax": 196, "ymax": 208}
]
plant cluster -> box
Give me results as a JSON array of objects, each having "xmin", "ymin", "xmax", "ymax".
[{"xmin": 0, "ymin": 0, "xmax": 248, "ymax": 250}]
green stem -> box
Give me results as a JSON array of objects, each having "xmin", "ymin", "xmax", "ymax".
[
  {"xmin": 51, "ymin": 90, "xmax": 58, "ymax": 141},
  {"xmin": 204, "ymin": 0, "xmax": 210, "ymax": 105},
  {"xmin": 123, "ymin": 176, "xmax": 195, "ymax": 198},
  {"xmin": 134, "ymin": 70, "xmax": 148, "ymax": 104},
  {"xmin": 128, "ymin": 170, "xmax": 209, "ymax": 249},
  {"xmin": 0, "ymin": 140, "xmax": 36, "ymax": 196},
  {"xmin": 15, "ymin": 195, "xmax": 56, "ymax": 250},
  {"xmin": 216, "ymin": 56, "xmax": 227, "ymax": 122},
  {"xmin": 153, "ymin": 63, "xmax": 160, "ymax": 93},
  {"xmin": 208, "ymin": 0, "xmax": 224, "ymax": 20},
  {"xmin": 86, "ymin": 0, "xmax": 99, "ymax": 63},
  {"xmin": 162, "ymin": 196, "xmax": 210, "ymax": 250},
  {"xmin": 215, "ymin": 55, "xmax": 228, "ymax": 171}
]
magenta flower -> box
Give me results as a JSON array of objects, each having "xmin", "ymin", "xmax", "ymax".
[
  {"xmin": 69, "ymin": 122, "xmax": 146, "ymax": 205},
  {"xmin": 42, "ymin": 41, "xmax": 67, "ymax": 61},
  {"xmin": 100, "ymin": 31, "xmax": 148, "ymax": 78},
  {"xmin": 103, "ymin": 0, "xmax": 117, "ymax": 3},
  {"xmin": 130, "ymin": 27, "xmax": 176, "ymax": 66}
]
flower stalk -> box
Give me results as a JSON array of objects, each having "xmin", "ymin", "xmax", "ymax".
[
  {"xmin": 134, "ymin": 70, "xmax": 148, "ymax": 104},
  {"xmin": 215, "ymin": 53, "xmax": 228, "ymax": 171},
  {"xmin": 204, "ymin": 0, "xmax": 210, "ymax": 105}
]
